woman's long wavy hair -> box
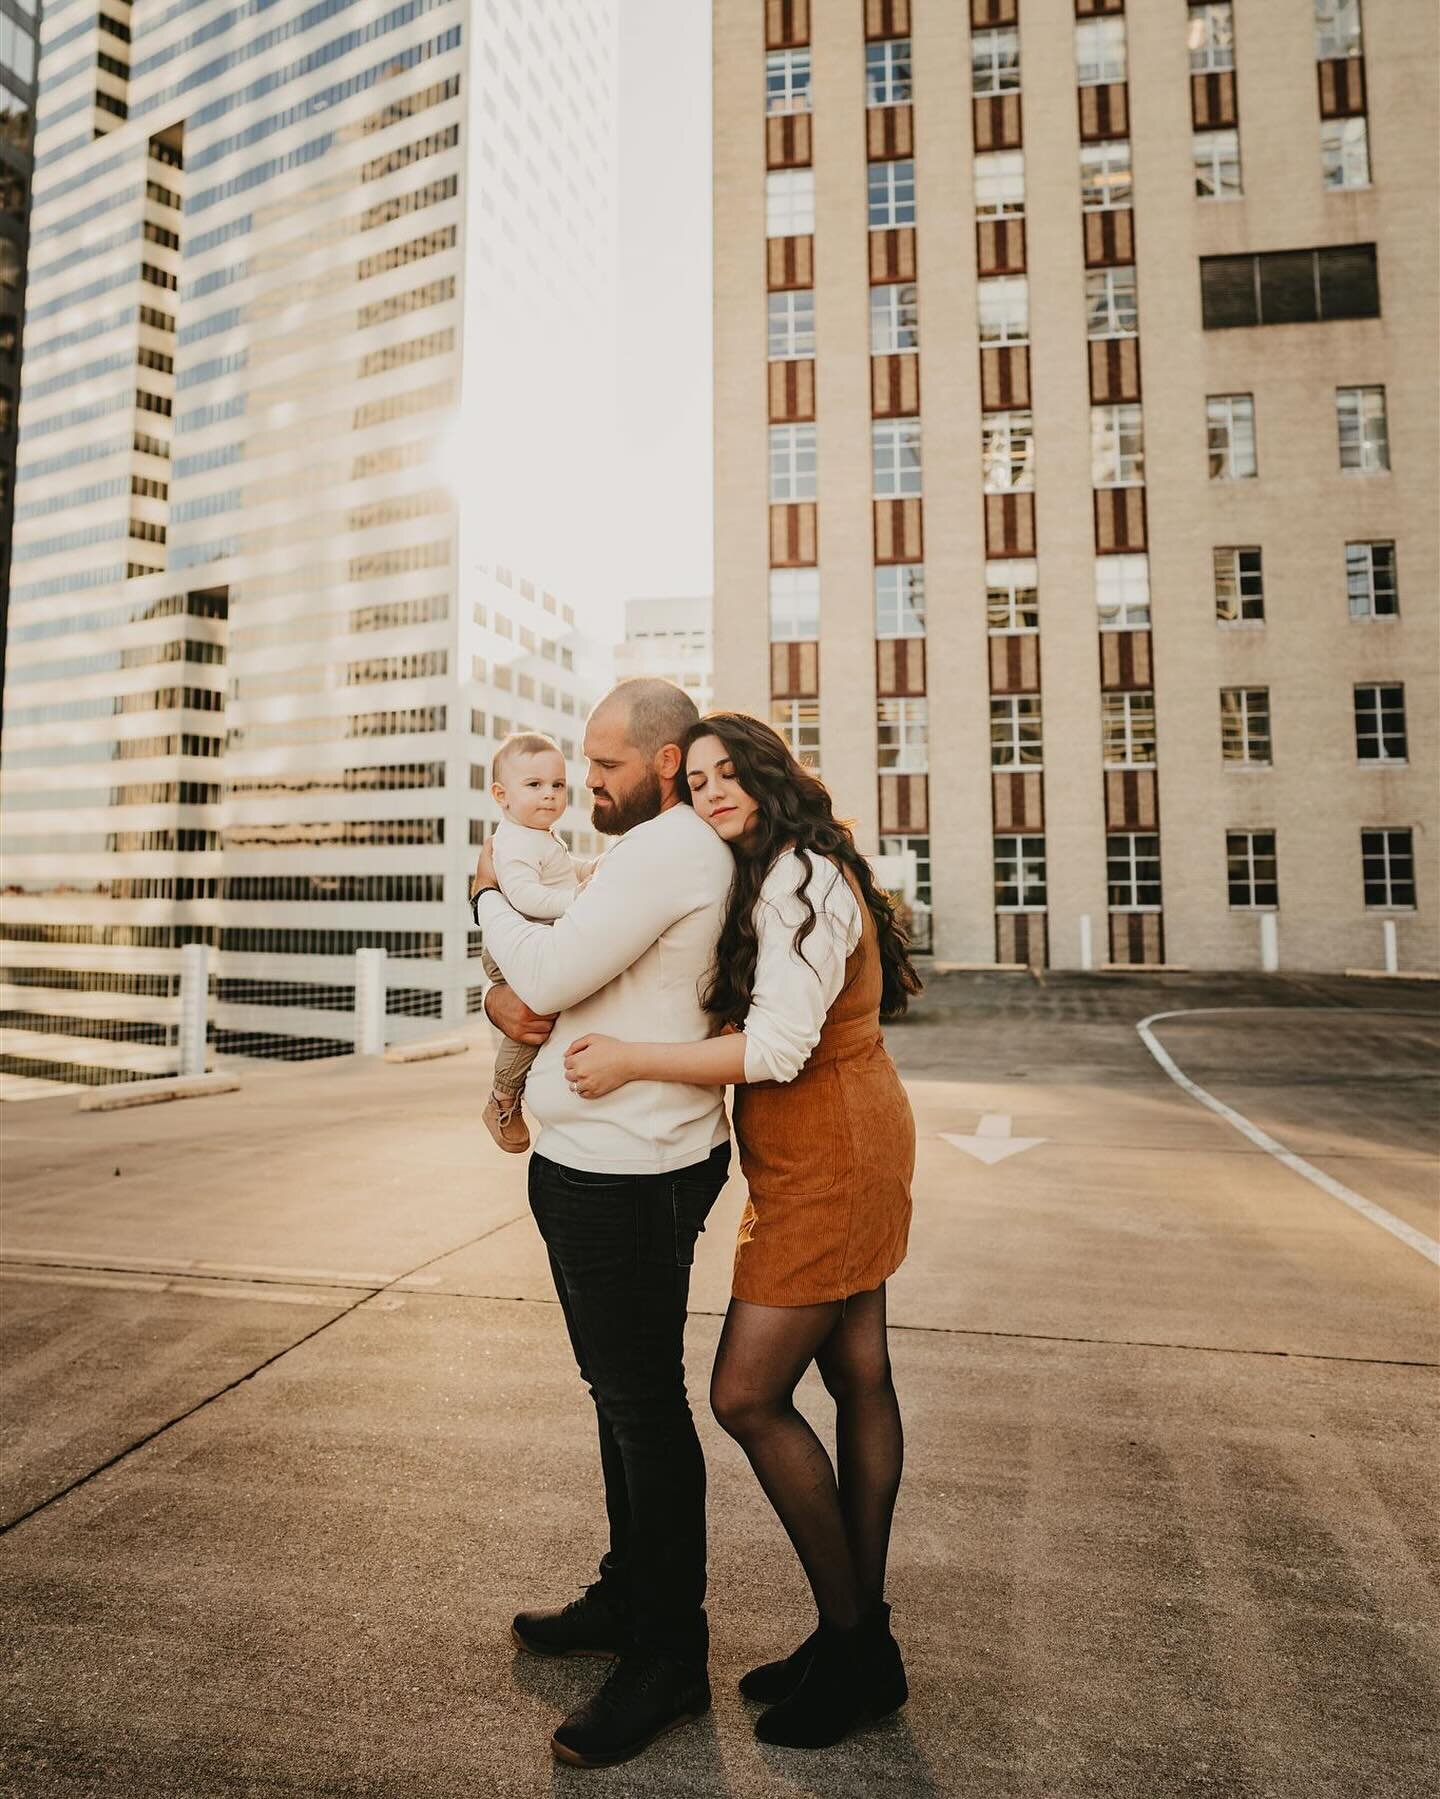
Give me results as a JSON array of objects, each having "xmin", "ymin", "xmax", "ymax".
[{"xmin": 678, "ymin": 712, "xmax": 922, "ymax": 1027}]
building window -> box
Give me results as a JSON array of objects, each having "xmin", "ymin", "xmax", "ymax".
[
  {"xmin": 1188, "ymin": 3, "xmax": 1235, "ymax": 72},
  {"xmin": 875, "ymin": 564, "xmax": 925, "ymax": 638},
  {"xmin": 1194, "ymin": 128, "xmax": 1242, "ymax": 200},
  {"xmin": 977, "ymin": 275, "xmax": 1029, "ymax": 345},
  {"xmin": 1337, "ymin": 385, "xmax": 1388, "ymax": 473},
  {"xmin": 1346, "ymin": 541, "xmax": 1398, "ymax": 619},
  {"xmin": 1096, "ymin": 554, "xmax": 1150, "ymax": 629},
  {"xmin": 972, "ymin": 26, "xmax": 1021, "ymax": 96},
  {"xmin": 769, "ymin": 423, "xmax": 817, "ymax": 501},
  {"xmin": 1227, "ymin": 831, "xmax": 1278, "ymax": 908},
  {"xmin": 870, "ymin": 281, "xmax": 919, "ymax": 353},
  {"xmin": 1214, "ymin": 547, "xmax": 1265, "ymax": 623},
  {"xmin": 995, "ymin": 835, "xmax": 1047, "ymax": 910},
  {"xmin": 880, "ymin": 834, "xmax": 932, "ymax": 909},
  {"xmin": 981, "ymin": 410, "xmax": 1034, "ymax": 491},
  {"xmin": 1361, "ymin": 828, "xmax": 1415, "ymax": 910},
  {"xmin": 1108, "ymin": 833, "xmax": 1162, "ymax": 909},
  {"xmin": 974, "ymin": 150, "xmax": 1025, "ymax": 219},
  {"xmin": 1315, "ymin": 0, "xmax": 1364, "ymax": 60},
  {"xmin": 1075, "ymin": 17, "xmax": 1126, "ymax": 85},
  {"xmin": 1320, "ymin": 116, "xmax": 1371, "ymax": 190},
  {"xmin": 868, "ymin": 159, "xmax": 916, "ymax": 229},
  {"xmin": 1199, "ymin": 244, "xmax": 1380, "ymax": 329},
  {"xmin": 765, "ymin": 47, "xmax": 812, "ymax": 115},
  {"xmin": 1354, "ymin": 684, "xmax": 1407, "ymax": 763},
  {"xmin": 873, "ymin": 418, "xmax": 922, "ymax": 497},
  {"xmin": 766, "ymin": 169, "xmax": 814, "ymax": 237},
  {"xmin": 1220, "ymin": 688, "xmax": 1272, "ymax": 766},
  {"xmin": 769, "ymin": 568, "xmax": 820, "ymax": 641},
  {"xmin": 1080, "ymin": 139, "xmax": 1133, "ymax": 211},
  {"xmin": 987, "ymin": 559, "xmax": 1039, "ymax": 634},
  {"xmin": 866, "ymin": 38, "xmax": 913, "ymax": 107},
  {"xmin": 1086, "ymin": 265, "xmax": 1139, "ymax": 338},
  {"xmin": 1207, "ymin": 393, "xmax": 1257, "ymax": 480},
  {"xmin": 990, "ymin": 695, "xmax": 1043, "ymax": 769},
  {"xmin": 772, "ymin": 698, "xmax": 820, "ymax": 771},
  {"xmin": 1101, "ymin": 691, "xmax": 1156, "ymax": 767},
  {"xmin": 1091, "ymin": 403, "xmax": 1145, "ymax": 486},
  {"xmin": 768, "ymin": 288, "xmax": 816, "ymax": 360},
  {"xmin": 877, "ymin": 698, "xmax": 928, "ymax": 772}
]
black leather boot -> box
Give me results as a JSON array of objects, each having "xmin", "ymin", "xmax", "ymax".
[
  {"xmin": 858, "ymin": 1601, "xmax": 907, "ymax": 1719},
  {"xmin": 754, "ymin": 1620, "xmax": 865, "ymax": 1749},
  {"xmin": 512, "ymin": 1577, "xmax": 630, "ymax": 1659},
  {"xmin": 738, "ymin": 1627, "xmax": 819, "ymax": 1704},
  {"xmin": 551, "ymin": 1652, "xmax": 711, "ymax": 1768}
]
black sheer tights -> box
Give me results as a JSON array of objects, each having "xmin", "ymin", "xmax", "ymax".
[{"xmin": 710, "ymin": 1286, "xmax": 903, "ymax": 1629}]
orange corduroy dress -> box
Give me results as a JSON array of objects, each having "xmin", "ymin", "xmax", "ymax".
[{"xmin": 730, "ymin": 882, "xmax": 915, "ymax": 1306}]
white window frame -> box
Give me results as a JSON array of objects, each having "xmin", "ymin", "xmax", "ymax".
[
  {"xmin": 990, "ymin": 694, "xmax": 1043, "ymax": 770},
  {"xmin": 1207, "ymin": 393, "xmax": 1257, "ymax": 480},
  {"xmin": 1220, "ymin": 687, "xmax": 1272, "ymax": 766},
  {"xmin": 872, "ymin": 418, "xmax": 922, "ymax": 498},
  {"xmin": 1107, "ymin": 832, "xmax": 1162, "ymax": 911},
  {"xmin": 1091, "ymin": 402, "xmax": 1145, "ymax": 487},
  {"xmin": 1320, "ymin": 116, "xmax": 1371, "ymax": 190},
  {"xmin": 1315, "ymin": 0, "xmax": 1364, "ymax": 60},
  {"xmin": 1101, "ymin": 690, "xmax": 1157, "ymax": 768},
  {"xmin": 977, "ymin": 275, "xmax": 1029, "ymax": 345},
  {"xmin": 765, "ymin": 47, "xmax": 812, "ymax": 115},
  {"xmin": 974, "ymin": 150, "xmax": 1026, "ymax": 219},
  {"xmin": 769, "ymin": 423, "xmax": 817, "ymax": 502},
  {"xmin": 766, "ymin": 168, "xmax": 815, "ymax": 238},
  {"xmin": 1337, "ymin": 385, "xmax": 1388, "ymax": 473},
  {"xmin": 994, "ymin": 834, "xmax": 1047, "ymax": 912},
  {"xmin": 875, "ymin": 564, "xmax": 926, "ymax": 639},
  {"xmin": 1188, "ymin": 3, "xmax": 1235, "ymax": 73},
  {"xmin": 880, "ymin": 833, "xmax": 933, "ymax": 910},
  {"xmin": 1194, "ymin": 128, "xmax": 1243, "ymax": 201},
  {"xmin": 1346, "ymin": 540, "xmax": 1398, "ymax": 619},
  {"xmin": 1227, "ymin": 830, "xmax": 1278, "ymax": 910},
  {"xmin": 1354, "ymin": 683, "xmax": 1407, "ymax": 764},
  {"xmin": 870, "ymin": 281, "xmax": 919, "ymax": 354},
  {"xmin": 865, "ymin": 38, "xmax": 913, "ymax": 107},
  {"xmin": 767, "ymin": 288, "xmax": 815, "ymax": 361},
  {"xmin": 972, "ymin": 26, "xmax": 1021, "ymax": 97},
  {"xmin": 1096, "ymin": 554, "xmax": 1151, "ymax": 630},
  {"xmin": 877, "ymin": 697, "xmax": 929, "ymax": 773},
  {"xmin": 771, "ymin": 697, "xmax": 820, "ymax": 770},
  {"xmin": 1086, "ymin": 266, "xmax": 1138, "ymax": 339},
  {"xmin": 868, "ymin": 158, "xmax": 916, "ymax": 230},
  {"xmin": 987, "ymin": 559, "xmax": 1039, "ymax": 634},
  {"xmin": 1214, "ymin": 546, "xmax": 1265, "ymax": 624},
  {"xmin": 1075, "ymin": 17, "xmax": 1126, "ymax": 86},
  {"xmin": 981, "ymin": 410, "xmax": 1035, "ymax": 492},
  {"xmin": 1080, "ymin": 139, "xmax": 1133, "ymax": 211},
  {"xmin": 1361, "ymin": 827, "xmax": 1415, "ymax": 911},
  {"xmin": 768, "ymin": 568, "xmax": 820, "ymax": 642}
]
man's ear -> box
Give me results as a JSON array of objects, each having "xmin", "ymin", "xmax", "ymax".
[{"xmin": 654, "ymin": 742, "xmax": 683, "ymax": 782}]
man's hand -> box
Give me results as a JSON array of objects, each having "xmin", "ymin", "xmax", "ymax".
[
  {"xmin": 484, "ymin": 982, "xmax": 557, "ymax": 1047},
  {"xmin": 470, "ymin": 836, "xmax": 498, "ymax": 899}
]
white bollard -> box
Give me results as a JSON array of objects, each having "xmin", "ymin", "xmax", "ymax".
[
  {"xmin": 178, "ymin": 942, "xmax": 209, "ymax": 1076},
  {"xmin": 1260, "ymin": 912, "xmax": 1279, "ymax": 973},
  {"xmin": 1383, "ymin": 919, "xmax": 1398, "ymax": 975},
  {"xmin": 355, "ymin": 948, "xmax": 386, "ymax": 1055},
  {"xmin": 1079, "ymin": 914, "xmax": 1093, "ymax": 972}
]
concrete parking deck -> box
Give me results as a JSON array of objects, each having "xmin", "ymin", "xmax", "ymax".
[{"xmin": 2, "ymin": 973, "xmax": 1437, "ymax": 1798}]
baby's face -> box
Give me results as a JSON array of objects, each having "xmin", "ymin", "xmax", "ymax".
[{"xmin": 499, "ymin": 750, "xmax": 568, "ymax": 829}]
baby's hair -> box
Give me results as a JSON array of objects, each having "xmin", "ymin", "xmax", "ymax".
[{"xmin": 492, "ymin": 730, "xmax": 563, "ymax": 787}]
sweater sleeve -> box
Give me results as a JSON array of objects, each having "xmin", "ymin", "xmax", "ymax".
[
  {"xmin": 741, "ymin": 857, "xmax": 863, "ymax": 1085},
  {"xmin": 494, "ymin": 832, "xmax": 577, "ymax": 921}
]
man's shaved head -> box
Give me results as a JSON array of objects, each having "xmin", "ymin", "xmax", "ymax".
[
  {"xmin": 583, "ymin": 678, "xmax": 701, "ymax": 835},
  {"xmin": 595, "ymin": 678, "xmax": 700, "ymax": 761}
]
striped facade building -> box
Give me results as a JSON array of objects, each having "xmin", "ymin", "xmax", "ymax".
[{"xmin": 714, "ymin": 0, "xmax": 1437, "ymax": 971}]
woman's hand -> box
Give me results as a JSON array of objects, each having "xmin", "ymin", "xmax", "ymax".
[{"xmin": 564, "ymin": 1034, "xmax": 637, "ymax": 1099}]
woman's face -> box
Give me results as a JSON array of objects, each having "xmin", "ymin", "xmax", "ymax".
[{"xmin": 685, "ymin": 734, "xmax": 760, "ymax": 844}]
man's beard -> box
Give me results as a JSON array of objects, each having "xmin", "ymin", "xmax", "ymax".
[{"xmin": 592, "ymin": 770, "xmax": 664, "ymax": 836}]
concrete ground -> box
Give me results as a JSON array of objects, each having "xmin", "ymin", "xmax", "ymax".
[{"xmin": 1, "ymin": 971, "xmax": 1437, "ymax": 1799}]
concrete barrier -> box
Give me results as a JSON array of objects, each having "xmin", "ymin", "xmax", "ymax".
[
  {"xmin": 383, "ymin": 1036, "xmax": 471, "ymax": 1064},
  {"xmin": 79, "ymin": 1073, "xmax": 241, "ymax": 1113}
]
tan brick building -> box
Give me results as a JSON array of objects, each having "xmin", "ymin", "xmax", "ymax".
[{"xmin": 713, "ymin": 0, "xmax": 1437, "ymax": 971}]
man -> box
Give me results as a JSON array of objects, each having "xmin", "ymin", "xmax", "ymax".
[{"xmin": 470, "ymin": 677, "xmax": 734, "ymax": 1769}]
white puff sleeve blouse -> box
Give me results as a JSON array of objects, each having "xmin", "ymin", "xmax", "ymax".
[{"xmin": 741, "ymin": 851, "xmax": 863, "ymax": 1086}]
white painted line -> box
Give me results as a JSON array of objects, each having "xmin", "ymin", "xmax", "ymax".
[
  {"xmin": 1137, "ymin": 1009, "xmax": 1440, "ymax": 1268},
  {"xmin": 940, "ymin": 1113, "xmax": 1047, "ymax": 1166}
]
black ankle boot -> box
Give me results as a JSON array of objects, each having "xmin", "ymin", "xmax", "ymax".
[
  {"xmin": 858, "ymin": 1601, "xmax": 907, "ymax": 1719},
  {"xmin": 512, "ymin": 1577, "xmax": 630, "ymax": 1659},
  {"xmin": 738, "ymin": 1627, "xmax": 819, "ymax": 1704},
  {"xmin": 754, "ymin": 1620, "xmax": 865, "ymax": 1749}
]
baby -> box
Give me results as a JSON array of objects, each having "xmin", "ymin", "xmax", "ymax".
[{"xmin": 478, "ymin": 732, "xmax": 584, "ymax": 1153}]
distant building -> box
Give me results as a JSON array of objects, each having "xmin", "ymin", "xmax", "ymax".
[
  {"xmin": 615, "ymin": 596, "xmax": 714, "ymax": 716},
  {"xmin": 0, "ymin": 0, "xmax": 40, "ymax": 698}
]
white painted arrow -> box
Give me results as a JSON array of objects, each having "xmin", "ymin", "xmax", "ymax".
[{"xmin": 940, "ymin": 1113, "xmax": 1046, "ymax": 1166}]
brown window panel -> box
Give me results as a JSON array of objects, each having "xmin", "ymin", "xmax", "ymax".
[
  {"xmin": 769, "ymin": 502, "xmax": 818, "ymax": 567},
  {"xmin": 980, "ymin": 345, "xmax": 1031, "ymax": 411},
  {"xmin": 867, "ymin": 105, "xmax": 914, "ymax": 161},
  {"xmin": 871, "ymin": 353, "xmax": 921, "ymax": 418},
  {"xmin": 876, "ymin": 636, "xmax": 926, "ymax": 698},
  {"xmin": 977, "ymin": 217, "xmax": 1026, "ymax": 276},
  {"xmin": 1094, "ymin": 487, "xmax": 1147, "ymax": 554},
  {"xmin": 770, "ymin": 359, "xmax": 816, "ymax": 423},
  {"xmin": 988, "ymin": 633, "xmax": 1040, "ymax": 695},
  {"xmin": 1078, "ymin": 82, "xmax": 1129, "ymax": 143},
  {"xmin": 869, "ymin": 226, "xmax": 917, "ymax": 284},
  {"xmin": 1318, "ymin": 57, "xmax": 1366, "ymax": 119},
  {"xmin": 996, "ymin": 911, "xmax": 1048, "ymax": 969},
  {"xmin": 765, "ymin": 0, "xmax": 809, "ymax": 51},
  {"xmin": 1075, "ymin": 0, "xmax": 1125, "ymax": 15},
  {"xmin": 1105, "ymin": 769, "xmax": 1158, "ymax": 831},
  {"xmin": 771, "ymin": 640, "xmax": 820, "ymax": 699},
  {"xmin": 971, "ymin": 0, "xmax": 1018, "ymax": 27},
  {"xmin": 992, "ymin": 772, "xmax": 1045, "ymax": 832},
  {"xmin": 1088, "ymin": 336, "xmax": 1141, "ymax": 405},
  {"xmin": 1083, "ymin": 207, "xmax": 1135, "ymax": 268},
  {"xmin": 1099, "ymin": 629, "xmax": 1153, "ymax": 692},
  {"xmin": 879, "ymin": 773, "xmax": 928, "ymax": 834},
  {"xmin": 1109, "ymin": 911, "xmax": 1164, "ymax": 968},
  {"xmin": 767, "ymin": 234, "xmax": 814, "ymax": 291},
  {"xmin": 1191, "ymin": 70, "xmax": 1238, "ymax": 130},
  {"xmin": 865, "ymin": 0, "xmax": 910, "ymax": 39},
  {"xmin": 973, "ymin": 95, "xmax": 1023, "ymax": 153},
  {"xmin": 984, "ymin": 491, "xmax": 1036, "ymax": 558},
  {"xmin": 874, "ymin": 498, "xmax": 924, "ymax": 563},
  {"xmin": 766, "ymin": 113, "xmax": 812, "ymax": 170}
]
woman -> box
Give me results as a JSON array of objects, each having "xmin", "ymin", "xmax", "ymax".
[{"xmin": 561, "ymin": 712, "xmax": 921, "ymax": 1750}]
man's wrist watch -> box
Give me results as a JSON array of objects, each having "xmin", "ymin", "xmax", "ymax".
[{"xmin": 469, "ymin": 881, "xmax": 499, "ymax": 926}]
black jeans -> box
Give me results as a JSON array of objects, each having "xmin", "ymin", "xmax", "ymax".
[{"xmin": 528, "ymin": 1141, "xmax": 731, "ymax": 1666}]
